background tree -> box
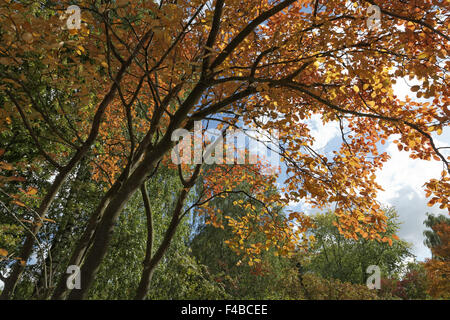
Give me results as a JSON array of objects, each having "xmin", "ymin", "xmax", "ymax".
[
  {"xmin": 88, "ymin": 167, "xmax": 228, "ymax": 299},
  {"xmin": 394, "ymin": 262, "xmax": 429, "ymax": 300},
  {"xmin": 190, "ymin": 175, "xmax": 295, "ymax": 299},
  {"xmin": 423, "ymin": 215, "xmax": 450, "ymax": 299},
  {"xmin": 423, "ymin": 213, "xmax": 450, "ymax": 258},
  {"xmin": 304, "ymin": 209, "xmax": 412, "ymax": 284}
]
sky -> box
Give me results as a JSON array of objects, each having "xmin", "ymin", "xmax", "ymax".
[
  {"xmin": 284, "ymin": 78, "xmax": 449, "ymax": 262},
  {"xmin": 374, "ymin": 79, "xmax": 449, "ymax": 261}
]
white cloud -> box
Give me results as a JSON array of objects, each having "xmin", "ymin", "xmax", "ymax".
[
  {"xmin": 307, "ymin": 114, "xmax": 340, "ymax": 151},
  {"xmin": 288, "ymin": 81, "xmax": 449, "ymax": 261},
  {"xmin": 392, "ymin": 77, "xmax": 423, "ymax": 101},
  {"xmin": 376, "ymin": 131, "xmax": 449, "ymax": 261}
]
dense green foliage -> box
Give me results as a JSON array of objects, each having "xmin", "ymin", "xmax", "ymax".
[{"xmin": 304, "ymin": 209, "xmax": 413, "ymax": 284}]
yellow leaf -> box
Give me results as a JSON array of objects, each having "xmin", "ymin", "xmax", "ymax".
[
  {"xmin": 22, "ymin": 32, "xmax": 33, "ymax": 43},
  {"xmin": 353, "ymin": 85, "xmax": 360, "ymax": 93},
  {"xmin": 0, "ymin": 162, "xmax": 14, "ymax": 171},
  {"xmin": 26, "ymin": 187, "xmax": 38, "ymax": 195},
  {"xmin": 417, "ymin": 53, "xmax": 428, "ymax": 59}
]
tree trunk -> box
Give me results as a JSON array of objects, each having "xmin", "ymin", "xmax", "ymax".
[
  {"xmin": 134, "ymin": 188, "xmax": 188, "ymax": 299},
  {"xmin": 63, "ymin": 80, "xmax": 206, "ymax": 299},
  {"xmin": 32, "ymin": 165, "xmax": 83, "ymax": 299},
  {"xmin": 0, "ymin": 168, "xmax": 70, "ymax": 299},
  {"xmin": 65, "ymin": 155, "xmax": 157, "ymax": 299},
  {"xmin": 0, "ymin": 27, "xmax": 154, "ymax": 300}
]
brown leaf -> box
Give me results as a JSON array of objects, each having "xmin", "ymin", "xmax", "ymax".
[{"xmin": 0, "ymin": 248, "xmax": 8, "ymax": 257}]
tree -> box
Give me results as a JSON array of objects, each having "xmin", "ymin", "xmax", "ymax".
[
  {"xmin": 87, "ymin": 168, "xmax": 227, "ymax": 299},
  {"xmin": 423, "ymin": 213, "xmax": 450, "ymax": 257},
  {"xmin": 378, "ymin": 261, "xmax": 431, "ymax": 300},
  {"xmin": 1, "ymin": 0, "xmax": 448, "ymax": 299},
  {"xmin": 305, "ymin": 209, "xmax": 412, "ymax": 284},
  {"xmin": 190, "ymin": 169, "xmax": 296, "ymax": 299},
  {"xmin": 394, "ymin": 262, "xmax": 429, "ymax": 300},
  {"xmin": 377, "ymin": 215, "xmax": 450, "ymax": 300},
  {"xmin": 423, "ymin": 217, "xmax": 450, "ymax": 299},
  {"xmin": 0, "ymin": 0, "xmax": 134, "ymax": 297}
]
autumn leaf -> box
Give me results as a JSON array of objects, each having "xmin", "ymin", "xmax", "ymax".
[
  {"xmin": 12, "ymin": 200, "xmax": 26, "ymax": 207},
  {"xmin": 26, "ymin": 187, "xmax": 38, "ymax": 196},
  {"xmin": 0, "ymin": 162, "xmax": 14, "ymax": 171}
]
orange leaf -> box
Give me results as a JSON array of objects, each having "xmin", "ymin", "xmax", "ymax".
[
  {"xmin": 26, "ymin": 187, "xmax": 38, "ymax": 196},
  {"xmin": 12, "ymin": 200, "xmax": 26, "ymax": 207},
  {"xmin": 0, "ymin": 162, "xmax": 14, "ymax": 171}
]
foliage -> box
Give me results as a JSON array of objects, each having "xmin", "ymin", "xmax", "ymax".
[
  {"xmin": 423, "ymin": 213, "xmax": 450, "ymax": 254},
  {"xmin": 394, "ymin": 263, "xmax": 430, "ymax": 300},
  {"xmin": 298, "ymin": 273, "xmax": 380, "ymax": 300},
  {"xmin": 191, "ymin": 216, "xmax": 293, "ymax": 299},
  {"xmin": 190, "ymin": 166, "xmax": 296, "ymax": 299},
  {"xmin": 378, "ymin": 262, "xmax": 430, "ymax": 300},
  {"xmin": 88, "ymin": 167, "xmax": 228, "ymax": 299},
  {"xmin": 305, "ymin": 209, "xmax": 412, "ymax": 284},
  {"xmin": 424, "ymin": 219, "xmax": 450, "ymax": 299}
]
